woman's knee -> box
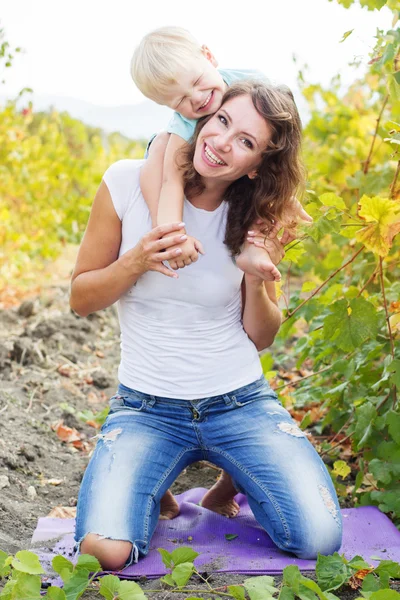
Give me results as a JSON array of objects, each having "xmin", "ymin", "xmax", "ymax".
[
  {"xmin": 80, "ymin": 533, "xmax": 133, "ymax": 571},
  {"xmin": 292, "ymin": 518, "xmax": 342, "ymax": 559}
]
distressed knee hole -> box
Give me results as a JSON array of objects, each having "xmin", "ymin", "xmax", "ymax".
[
  {"xmin": 318, "ymin": 484, "xmax": 338, "ymax": 519},
  {"xmin": 96, "ymin": 428, "xmax": 122, "ymax": 445},
  {"xmin": 277, "ymin": 422, "xmax": 306, "ymax": 437}
]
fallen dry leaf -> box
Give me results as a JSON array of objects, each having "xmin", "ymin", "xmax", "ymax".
[
  {"xmin": 348, "ymin": 569, "xmax": 374, "ymax": 589},
  {"xmin": 95, "ymin": 350, "xmax": 105, "ymax": 358},
  {"xmin": 52, "ymin": 421, "xmax": 82, "ymax": 444},
  {"xmin": 47, "ymin": 506, "xmax": 77, "ymax": 519},
  {"xmin": 57, "ymin": 365, "xmax": 72, "ymax": 378}
]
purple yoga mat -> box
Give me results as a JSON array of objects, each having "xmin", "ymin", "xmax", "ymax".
[{"xmin": 31, "ymin": 488, "xmax": 400, "ymax": 578}]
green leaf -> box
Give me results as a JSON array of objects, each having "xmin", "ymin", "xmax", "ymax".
[
  {"xmin": 332, "ymin": 460, "xmax": 351, "ymax": 479},
  {"xmin": 11, "ymin": 573, "xmax": 42, "ymax": 599},
  {"xmin": 161, "ymin": 574, "xmax": 175, "ymax": 587},
  {"xmin": 52, "ymin": 556, "xmax": 74, "ymax": 583},
  {"xmin": 369, "ymin": 591, "xmax": 400, "ymax": 600},
  {"xmin": 62, "ymin": 569, "xmax": 91, "ymax": 600},
  {"xmin": 171, "ymin": 562, "xmax": 194, "ymax": 588},
  {"xmin": 75, "ymin": 554, "xmax": 101, "ymax": 573},
  {"xmin": 118, "ymin": 580, "xmax": 147, "ymax": 600},
  {"xmin": 0, "ymin": 550, "xmax": 11, "ymax": 578},
  {"xmin": 319, "ymin": 193, "xmax": 346, "ymax": 210},
  {"xmin": 362, "ymin": 573, "xmax": 381, "ymax": 592},
  {"xmin": 243, "ymin": 576, "xmax": 278, "ymax": 600},
  {"xmin": 340, "ymin": 29, "xmax": 354, "ymax": 43},
  {"xmin": 388, "ymin": 360, "xmax": 400, "ymax": 390},
  {"xmin": 45, "ymin": 587, "xmax": 67, "ymax": 600},
  {"xmin": 279, "ymin": 587, "xmax": 295, "ymax": 600},
  {"xmin": 170, "ymin": 546, "xmax": 199, "ymax": 566},
  {"xmin": 99, "ymin": 574, "xmax": 121, "ymax": 600},
  {"xmin": 375, "ymin": 560, "xmax": 400, "ymax": 579},
  {"xmin": 323, "ymin": 298, "xmax": 379, "ymax": 352},
  {"xmin": 282, "ymin": 241, "xmax": 306, "ymax": 264},
  {"xmin": 354, "ymin": 402, "xmax": 377, "ymax": 448},
  {"xmin": 157, "ymin": 548, "xmax": 172, "ymax": 569},
  {"xmin": 225, "ymin": 534, "xmax": 239, "ymax": 541},
  {"xmin": 301, "ymin": 281, "xmax": 318, "ymax": 293},
  {"xmin": 11, "ymin": 551, "xmax": 44, "ymax": 575},
  {"xmin": 387, "ymin": 411, "xmax": 400, "ymax": 444},
  {"xmin": 315, "ymin": 553, "xmax": 349, "ymax": 591},
  {"xmin": 227, "ymin": 585, "xmax": 246, "ymax": 600}
]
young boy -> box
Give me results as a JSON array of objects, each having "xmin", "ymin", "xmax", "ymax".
[{"xmin": 131, "ymin": 26, "xmax": 311, "ymax": 282}]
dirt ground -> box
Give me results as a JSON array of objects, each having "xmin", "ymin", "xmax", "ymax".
[{"xmin": 0, "ymin": 285, "xmax": 398, "ymax": 599}]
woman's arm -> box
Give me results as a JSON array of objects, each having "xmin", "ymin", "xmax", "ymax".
[
  {"xmin": 241, "ymin": 237, "xmax": 285, "ymax": 351},
  {"xmin": 70, "ymin": 180, "xmax": 187, "ymax": 317}
]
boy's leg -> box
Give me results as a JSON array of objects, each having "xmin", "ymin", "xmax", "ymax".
[
  {"xmin": 75, "ymin": 395, "xmax": 199, "ymax": 568},
  {"xmin": 202, "ymin": 381, "xmax": 342, "ymax": 558},
  {"xmin": 140, "ymin": 131, "xmax": 170, "ymax": 227}
]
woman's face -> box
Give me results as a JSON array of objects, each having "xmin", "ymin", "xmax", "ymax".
[{"xmin": 193, "ymin": 94, "xmax": 272, "ymax": 184}]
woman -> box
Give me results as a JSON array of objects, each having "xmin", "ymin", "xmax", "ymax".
[{"xmin": 70, "ymin": 81, "xmax": 342, "ymax": 570}]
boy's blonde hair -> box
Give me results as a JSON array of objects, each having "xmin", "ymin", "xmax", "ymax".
[{"xmin": 131, "ymin": 26, "xmax": 203, "ymax": 101}]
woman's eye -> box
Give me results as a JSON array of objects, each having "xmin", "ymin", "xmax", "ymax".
[
  {"xmin": 241, "ymin": 138, "xmax": 253, "ymax": 149},
  {"xmin": 217, "ymin": 114, "xmax": 227, "ymax": 126}
]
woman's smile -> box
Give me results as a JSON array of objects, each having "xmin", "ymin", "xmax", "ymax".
[{"xmin": 202, "ymin": 142, "xmax": 227, "ymax": 167}]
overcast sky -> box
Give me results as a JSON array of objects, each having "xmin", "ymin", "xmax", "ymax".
[{"xmin": 1, "ymin": 0, "xmax": 391, "ymax": 107}]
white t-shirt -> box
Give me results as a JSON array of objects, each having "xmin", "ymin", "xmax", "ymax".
[{"xmin": 103, "ymin": 159, "xmax": 262, "ymax": 399}]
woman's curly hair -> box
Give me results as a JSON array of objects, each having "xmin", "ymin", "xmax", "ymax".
[{"xmin": 179, "ymin": 80, "xmax": 306, "ymax": 255}]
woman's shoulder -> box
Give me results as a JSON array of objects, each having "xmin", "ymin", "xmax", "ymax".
[
  {"xmin": 103, "ymin": 159, "xmax": 144, "ymax": 189},
  {"xmin": 102, "ymin": 159, "xmax": 145, "ymax": 220}
]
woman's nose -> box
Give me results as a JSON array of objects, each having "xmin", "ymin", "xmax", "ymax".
[{"xmin": 213, "ymin": 133, "xmax": 231, "ymax": 153}]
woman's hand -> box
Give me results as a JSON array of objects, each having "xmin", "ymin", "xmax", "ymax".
[{"xmin": 126, "ymin": 223, "xmax": 189, "ymax": 279}]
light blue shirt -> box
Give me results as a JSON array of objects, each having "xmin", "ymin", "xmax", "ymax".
[{"xmin": 166, "ymin": 68, "xmax": 267, "ymax": 142}]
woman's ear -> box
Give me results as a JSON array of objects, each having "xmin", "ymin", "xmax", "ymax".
[
  {"xmin": 247, "ymin": 170, "xmax": 258, "ymax": 180},
  {"xmin": 201, "ymin": 45, "xmax": 218, "ymax": 67}
]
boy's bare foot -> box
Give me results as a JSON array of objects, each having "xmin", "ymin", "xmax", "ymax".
[
  {"xmin": 159, "ymin": 489, "xmax": 180, "ymax": 520},
  {"xmin": 236, "ymin": 243, "xmax": 281, "ymax": 282},
  {"xmin": 200, "ymin": 471, "xmax": 240, "ymax": 518}
]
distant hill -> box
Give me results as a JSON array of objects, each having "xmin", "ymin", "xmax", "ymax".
[
  {"xmin": 1, "ymin": 90, "xmax": 309, "ymax": 140},
  {"xmin": 1, "ymin": 93, "xmax": 173, "ymax": 140}
]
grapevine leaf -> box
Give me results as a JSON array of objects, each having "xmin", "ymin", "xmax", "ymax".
[
  {"xmin": 75, "ymin": 554, "xmax": 101, "ymax": 573},
  {"xmin": 161, "ymin": 574, "xmax": 175, "ymax": 586},
  {"xmin": 243, "ymin": 576, "xmax": 278, "ymax": 600},
  {"xmin": 52, "ymin": 555, "xmax": 74, "ymax": 583},
  {"xmin": 62, "ymin": 569, "xmax": 91, "ymax": 600},
  {"xmin": 11, "ymin": 550, "xmax": 44, "ymax": 575},
  {"xmin": 11, "ymin": 573, "xmax": 42, "ymax": 599},
  {"xmin": 316, "ymin": 553, "xmax": 349, "ymax": 591},
  {"xmin": 333, "ymin": 460, "xmax": 351, "ymax": 479},
  {"xmin": 99, "ymin": 574, "xmax": 121, "ymax": 599},
  {"xmin": 227, "ymin": 585, "xmax": 246, "ymax": 600},
  {"xmin": 225, "ymin": 534, "xmax": 239, "ymax": 541},
  {"xmin": 45, "ymin": 587, "xmax": 67, "ymax": 600},
  {"xmin": 354, "ymin": 402, "xmax": 377, "ymax": 448},
  {"xmin": 323, "ymin": 298, "xmax": 378, "ymax": 352},
  {"xmin": 118, "ymin": 579, "xmax": 147, "ymax": 600},
  {"xmin": 157, "ymin": 548, "xmax": 172, "ymax": 569},
  {"xmin": 356, "ymin": 195, "xmax": 400, "ymax": 256},
  {"xmin": 319, "ymin": 193, "xmax": 346, "ymax": 210},
  {"xmin": 171, "ymin": 562, "xmax": 194, "ymax": 588},
  {"xmin": 170, "ymin": 547, "xmax": 199, "ymax": 566}
]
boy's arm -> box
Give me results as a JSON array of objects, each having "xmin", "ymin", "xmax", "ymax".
[{"xmin": 157, "ymin": 133, "xmax": 187, "ymax": 226}]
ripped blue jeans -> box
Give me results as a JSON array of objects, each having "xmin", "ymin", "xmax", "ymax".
[{"xmin": 75, "ymin": 376, "xmax": 342, "ymax": 564}]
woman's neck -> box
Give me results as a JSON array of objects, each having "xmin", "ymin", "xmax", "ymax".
[{"xmin": 187, "ymin": 177, "xmax": 229, "ymax": 211}]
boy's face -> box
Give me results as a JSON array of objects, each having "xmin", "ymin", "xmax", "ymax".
[{"xmin": 159, "ymin": 48, "xmax": 228, "ymax": 120}]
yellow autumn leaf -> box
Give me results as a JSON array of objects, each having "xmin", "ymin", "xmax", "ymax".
[{"xmin": 356, "ymin": 195, "xmax": 400, "ymax": 256}]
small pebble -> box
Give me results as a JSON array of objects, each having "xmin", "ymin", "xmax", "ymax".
[
  {"xmin": 27, "ymin": 485, "xmax": 37, "ymax": 500},
  {"xmin": 0, "ymin": 475, "xmax": 10, "ymax": 489}
]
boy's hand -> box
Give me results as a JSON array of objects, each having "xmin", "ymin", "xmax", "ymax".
[{"xmin": 167, "ymin": 235, "xmax": 205, "ymax": 270}]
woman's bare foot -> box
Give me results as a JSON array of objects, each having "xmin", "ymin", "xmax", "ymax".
[
  {"xmin": 236, "ymin": 242, "xmax": 281, "ymax": 282},
  {"xmin": 159, "ymin": 489, "xmax": 180, "ymax": 520},
  {"xmin": 200, "ymin": 471, "xmax": 240, "ymax": 518}
]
